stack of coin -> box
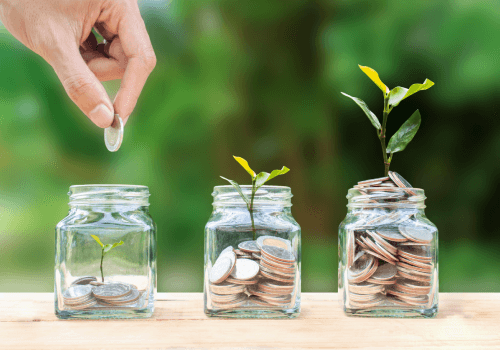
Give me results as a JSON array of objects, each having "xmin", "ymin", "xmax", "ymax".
[
  {"xmin": 345, "ymin": 172, "xmax": 436, "ymax": 310},
  {"xmin": 208, "ymin": 236, "xmax": 297, "ymax": 309},
  {"xmin": 92, "ymin": 283, "xmax": 142, "ymax": 307},
  {"xmin": 63, "ymin": 285, "xmax": 97, "ymax": 309},
  {"xmin": 63, "ymin": 277, "xmax": 142, "ymax": 310}
]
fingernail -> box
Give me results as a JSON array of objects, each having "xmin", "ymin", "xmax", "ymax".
[{"xmin": 89, "ymin": 104, "xmax": 114, "ymax": 128}]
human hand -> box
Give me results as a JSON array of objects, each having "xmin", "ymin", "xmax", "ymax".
[{"xmin": 0, "ymin": 0, "xmax": 156, "ymax": 127}]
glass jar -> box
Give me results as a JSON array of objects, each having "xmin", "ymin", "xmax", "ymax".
[
  {"xmin": 55, "ymin": 185, "xmax": 156, "ymax": 319},
  {"xmin": 339, "ymin": 185, "xmax": 438, "ymax": 318},
  {"xmin": 204, "ymin": 185, "xmax": 301, "ymax": 318}
]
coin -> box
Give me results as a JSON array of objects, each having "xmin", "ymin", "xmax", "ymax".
[
  {"xmin": 209, "ymin": 257, "xmax": 234, "ymax": 284},
  {"xmin": 397, "ymin": 261, "xmax": 432, "ymax": 273},
  {"xmin": 370, "ymin": 263, "xmax": 398, "ymax": 280},
  {"xmin": 365, "ymin": 230, "xmax": 397, "ymax": 255},
  {"xmin": 388, "ymin": 171, "xmax": 416, "ymax": 196},
  {"xmin": 347, "ymin": 230, "xmax": 355, "ymax": 268},
  {"xmin": 358, "ymin": 177, "xmax": 390, "ymax": 185},
  {"xmin": 63, "ymin": 285, "xmax": 92, "ymax": 300},
  {"xmin": 397, "ymin": 245, "xmax": 432, "ymax": 261},
  {"xmin": 238, "ymin": 240, "xmax": 261, "ymax": 254},
  {"xmin": 102, "ymin": 288, "xmax": 141, "ymax": 305},
  {"xmin": 399, "ymin": 226, "xmax": 434, "ymax": 244},
  {"xmin": 230, "ymin": 258, "xmax": 260, "ymax": 280},
  {"xmin": 71, "ymin": 276, "xmax": 97, "ymax": 286},
  {"xmin": 209, "ymin": 281, "xmax": 246, "ymax": 295},
  {"xmin": 257, "ymin": 236, "xmax": 292, "ymax": 251},
  {"xmin": 92, "ymin": 283, "xmax": 131, "ymax": 298},
  {"xmin": 261, "ymin": 246, "xmax": 295, "ymax": 263},
  {"xmin": 104, "ymin": 114, "xmax": 124, "ymax": 152}
]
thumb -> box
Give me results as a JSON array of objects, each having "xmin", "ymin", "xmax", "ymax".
[{"xmin": 51, "ymin": 45, "xmax": 114, "ymax": 128}]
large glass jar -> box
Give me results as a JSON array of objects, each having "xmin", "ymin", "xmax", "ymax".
[
  {"xmin": 204, "ymin": 185, "xmax": 301, "ymax": 318},
  {"xmin": 55, "ymin": 185, "xmax": 156, "ymax": 319},
  {"xmin": 339, "ymin": 181, "xmax": 438, "ymax": 318}
]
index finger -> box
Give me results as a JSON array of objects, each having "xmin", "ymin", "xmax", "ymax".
[{"xmin": 114, "ymin": 4, "xmax": 156, "ymax": 124}]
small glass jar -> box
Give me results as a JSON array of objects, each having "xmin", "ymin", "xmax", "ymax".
[
  {"xmin": 339, "ymin": 186, "xmax": 438, "ymax": 318},
  {"xmin": 204, "ymin": 185, "xmax": 301, "ymax": 318},
  {"xmin": 55, "ymin": 185, "xmax": 156, "ymax": 319}
]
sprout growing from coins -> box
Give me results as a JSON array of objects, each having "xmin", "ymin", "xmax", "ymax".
[
  {"xmin": 91, "ymin": 235, "xmax": 124, "ymax": 282},
  {"xmin": 341, "ymin": 65, "xmax": 434, "ymax": 176},
  {"xmin": 221, "ymin": 156, "xmax": 290, "ymax": 240}
]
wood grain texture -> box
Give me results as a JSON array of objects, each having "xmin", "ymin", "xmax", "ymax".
[{"xmin": 0, "ymin": 293, "xmax": 499, "ymax": 349}]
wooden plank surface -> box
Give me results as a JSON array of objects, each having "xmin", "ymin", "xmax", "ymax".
[{"xmin": 0, "ymin": 293, "xmax": 499, "ymax": 349}]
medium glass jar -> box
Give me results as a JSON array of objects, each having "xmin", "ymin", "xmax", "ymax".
[
  {"xmin": 339, "ymin": 184, "xmax": 438, "ymax": 318},
  {"xmin": 204, "ymin": 185, "xmax": 301, "ymax": 318},
  {"xmin": 55, "ymin": 185, "xmax": 156, "ymax": 319}
]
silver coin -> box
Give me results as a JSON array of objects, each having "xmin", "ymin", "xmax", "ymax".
[
  {"xmin": 357, "ymin": 177, "xmax": 390, "ymax": 185},
  {"xmin": 218, "ymin": 246, "xmax": 236, "ymax": 266},
  {"xmin": 210, "ymin": 292, "xmax": 246, "ymax": 303},
  {"xmin": 238, "ymin": 241, "xmax": 260, "ymax": 254},
  {"xmin": 257, "ymin": 236, "xmax": 292, "ymax": 251},
  {"xmin": 261, "ymin": 245, "xmax": 295, "ymax": 263},
  {"xmin": 104, "ymin": 114, "xmax": 124, "ymax": 152},
  {"xmin": 103, "ymin": 288, "xmax": 141, "ymax": 305},
  {"xmin": 63, "ymin": 285, "xmax": 92, "ymax": 300},
  {"xmin": 209, "ymin": 257, "xmax": 233, "ymax": 284},
  {"xmin": 230, "ymin": 259, "xmax": 260, "ymax": 280},
  {"xmin": 209, "ymin": 282, "xmax": 246, "ymax": 295},
  {"xmin": 92, "ymin": 283, "xmax": 131, "ymax": 298},
  {"xmin": 376, "ymin": 228, "xmax": 408, "ymax": 242},
  {"xmin": 64, "ymin": 294, "xmax": 95, "ymax": 305},
  {"xmin": 71, "ymin": 276, "xmax": 97, "ymax": 286},
  {"xmin": 370, "ymin": 263, "xmax": 398, "ymax": 280},
  {"xmin": 399, "ymin": 226, "xmax": 433, "ymax": 243},
  {"xmin": 66, "ymin": 298, "xmax": 98, "ymax": 309}
]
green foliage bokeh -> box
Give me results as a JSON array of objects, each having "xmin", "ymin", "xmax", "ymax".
[{"xmin": 1, "ymin": 0, "xmax": 499, "ymax": 292}]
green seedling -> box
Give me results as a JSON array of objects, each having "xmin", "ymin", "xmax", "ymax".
[
  {"xmin": 91, "ymin": 235, "xmax": 124, "ymax": 282},
  {"xmin": 221, "ymin": 156, "xmax": 290, "ymax": 240},
  {"xmin": 341, "ymin": 65, "xmax": 434, "ymax": 176}
]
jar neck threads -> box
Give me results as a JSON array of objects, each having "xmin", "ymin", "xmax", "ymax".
[
  {"xmin": 68, "ymin": 185, "xmax": 150, "ymax": 207},
  {"xmin": 212, "ymin": 185, "xmax": 293, "ymax": 208}
]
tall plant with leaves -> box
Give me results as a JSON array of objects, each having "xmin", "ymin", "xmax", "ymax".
[
  {"xmin": 91, "ymin": 235, "xmax": 124, "ymax": 282},
  {"xmin": 341, "ymin": 65, "xmax": 434, "ymax": 176},
  {"xmin": 221, "ymin": 156, "xmax": 290, "ymax": 240}
]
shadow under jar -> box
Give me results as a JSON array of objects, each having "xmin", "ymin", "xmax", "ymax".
[
  {"xmin": 339, "ymin": 186, "xmax": 438, "ymax": 318},
  {"xmin": 204, "ymin": 185, "xmax": 301, "ymax": 318},
  {"xmin": 55, "ymin": 185, "xmax": 156, "ymax": 319}
]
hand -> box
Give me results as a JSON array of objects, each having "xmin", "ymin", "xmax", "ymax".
[{"xmin": 0, "ymin": 0, "xmax": 156, "ymax": 127}]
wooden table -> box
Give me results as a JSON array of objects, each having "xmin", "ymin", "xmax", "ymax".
[{"xmin": 0, "ymin": 293, "xmax": 498, "ymax": 349}]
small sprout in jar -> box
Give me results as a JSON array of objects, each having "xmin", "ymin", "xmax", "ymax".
[
  {"xmin": 91, "ymin": 235, "xmax": 124, "ymax": 282},
  {"xmin": 221, "ymin": 156, "xmax": 290, "ymax": 240}
]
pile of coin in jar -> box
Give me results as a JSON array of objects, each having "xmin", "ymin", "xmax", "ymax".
[
  {"xmin": 346, "ymin": 171, "xmax": 436, "ymax": 310},
  {"xmin": 62, "ymin": 277, "xmax": 143, "ymax": 310},
  {"xmin": 208, "ymin": 236, "xmax": 297, "ymax": 309}
]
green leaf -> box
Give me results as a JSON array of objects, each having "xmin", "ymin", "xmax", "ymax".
[
  {"xmin": 388, "ymin": 79, "xmax": 434, "ymax": 107},
  {"xmin": 103, "ymin": 241, "xmax": 124, "ymax": 253},
  {"xmin": 358, "ymin": 65, "xmax": 389, "ymax": 95},
  {"xmin": 233, "ymin": 156, "xmax": 256, "ymax": 178},
  {"xmin": 91, "ymin": 235, "xmax": 104, "ymax": 248},
  {"xmin": 387, "ymin": 110, "xmax": 421, "ymax": 153},
  {"xmin": 388, "ymin": 87, "xmax": 408, "ymax": 107},
  {"xmin": 341, "ymin": 92, "xmax": 381, "ymax": 130},
  {"xmin": 255, "ymin": 166, "xmax": 290, "ymax": 189},
  {"xmin": 220, "ymin": 176, "xmax": 250, "ymax": 206}
]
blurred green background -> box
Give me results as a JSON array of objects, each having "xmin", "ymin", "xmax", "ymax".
[{"xmin": 1, "ymin": 0, "xmax": 499, "ymax": 293}]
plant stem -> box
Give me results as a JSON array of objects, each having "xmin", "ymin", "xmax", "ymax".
[
  {"xmin": 249, "ymin": 178, "xmax": 256, "ymax": 240},
  {"xmin": 379, "ymin": 95, "xmax": 391, "ymax": 176},
  {"xmin": 100, "ymin": 249, "xmax": 105, "ymax": 282}
]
